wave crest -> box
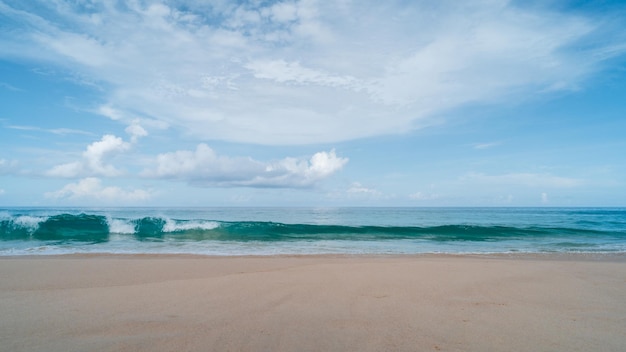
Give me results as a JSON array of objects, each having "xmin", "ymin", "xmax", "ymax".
[{"xmin": 1, "ymin": 212, "xmax": 623, "ymax": 246}]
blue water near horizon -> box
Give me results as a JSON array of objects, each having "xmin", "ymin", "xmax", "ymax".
[{"xmin": 1, "ymin": 207, "xmax": 625, "ymax": 256}]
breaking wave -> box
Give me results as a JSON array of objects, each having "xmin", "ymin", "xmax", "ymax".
[{"xmin": 1, "ymin": 213, "xmax": 623, "ymax": 244}]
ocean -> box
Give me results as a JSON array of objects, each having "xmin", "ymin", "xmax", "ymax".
[{"xmin": 0, "ymin": 207, "xmax": 624, "ymax": 256}]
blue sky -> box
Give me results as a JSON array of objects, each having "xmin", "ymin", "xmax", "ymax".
[{"xmin": 1, "ymin": 0, "xmax": 625, "ymax": 207}]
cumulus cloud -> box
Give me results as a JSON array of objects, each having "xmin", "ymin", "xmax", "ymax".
[
  {"xmin": 46, "ymin": 134, "xmax": 131, "ymax": 177},
  {"xmin": 461, "ymin": 172, "xmax": 583, "ymax": 188},
  {"xmin": 45, "ymin": 177, "xmax": 152, "ymax": 202},
  {"xmin": 143, "ymin": 144, "xmax": 348, "ymax": 188},
  {"xmin": 1, "ymin": 1, "xmax": 624, "ymax": 144}
]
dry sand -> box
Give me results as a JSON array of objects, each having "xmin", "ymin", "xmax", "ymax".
[{"xmin": 1, "ymin": 254, "xmax": 625, "ymax": 352}]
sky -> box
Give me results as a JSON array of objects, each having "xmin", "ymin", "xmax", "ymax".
[{"xmin": 0, "ymin": 0, "xmax": 625, "ymax": 207}]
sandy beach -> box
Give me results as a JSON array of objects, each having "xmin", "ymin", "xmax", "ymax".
[{"xmin": 1, "ymin": 254, "xmax": 625, "ymax": 352}]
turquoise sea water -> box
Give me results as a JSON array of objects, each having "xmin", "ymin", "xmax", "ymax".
[{"xmin": 1, "ymin": 207, "xmax": 625, "ymax": 255}]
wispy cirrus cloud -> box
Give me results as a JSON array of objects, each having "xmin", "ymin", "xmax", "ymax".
[
  {"xmin": 0, "ymin": 82, "xmax": 23, "ymax": 92},
  {"xmin": 0, "ymin": 159, "xmax": 19, "ymax": 175},
  {"xmin": 1, "ymin": 0, "xmax": 624, "ymax": 145},
  {"xmin": 460, "ymin": 172, "xmax": 583, "ymax": 188},
  {"xmin": 245, "ymin": 60, "xmax": 362, "ymax": 89},
  {"xmin": 5, "ymin": 124, "xmax": 94, "ymax": 136},
  {"xmin": 472, "ymin": 142, "xmax": 501, "ymax": 150}
]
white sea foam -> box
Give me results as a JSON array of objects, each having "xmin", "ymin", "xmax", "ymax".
[
  {"xmin": 107, "ymin": 218, "xmax": 135, "ymax": 234},
  {"xmin": 163, "ymin": 219, "xmax": 220, "ymax": 232},
  {"xmin": 13, "ymin": 215, "xmax": 45, "ymax": 232}
]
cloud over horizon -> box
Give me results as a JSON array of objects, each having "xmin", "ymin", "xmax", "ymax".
[
  {"xmin": 45, "ymin": 177, "xmax": 152, "ymax": 202},
  {"xmin": 143, "ymin": 144, "xmax": 348, "ymax": 188}
]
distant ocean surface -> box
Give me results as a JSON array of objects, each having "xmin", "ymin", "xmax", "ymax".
[{"xmin": 1, "ymin": 207, "xmax": 625, "ymax": 256}]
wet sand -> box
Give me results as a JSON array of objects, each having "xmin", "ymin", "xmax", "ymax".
[{"xmin": 1, "ymin": 254, "xmax": 625, "ymax": 351}]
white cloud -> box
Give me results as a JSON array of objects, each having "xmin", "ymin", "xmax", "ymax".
[
  {"xmin": 347, "ymin": 182, "xmax": 381, "ymax": 195},
  {"xmin": 1, "ymin": 1, "xmax": 623, "ymax": 144},
  {"xmin": 46, "ymin": 162, "xmax": 83, "ymax": 178},
  {"xmin": 269, "ymin": 2, "xmax": 298, "ymax": 23},
  {"xmin": 125, "ymin": 121, "xmax": 148, "ymax": 143},
  {"xmin": 0, "ymin": 189, "xmax": 5, "ymax": 195},
  {"xmin": 472, "ymin": 142, "xmax": 501, "ymax": 150},
  {"xmin": 97, "ymin": 105, "xmax": 124, "ymax": 120},
  {"xmin": 46, "ymin": 134, "xmax": 131, "ymax": 177},
  {"xmin": 409, "ymin": 192, "xmax": 440, "ymax": 201},
  {"xmin": 96, "ymin": 105, "xmax": 169, "ymax": 131},
  {"xmin": 541, "ymin": 192, "xmax": 549, "ymax": 204},
  {"xmin": 45, "ymin": 177, "xmax": 152, "ymax": 202},
  {"xmin": 143, "ymin": 144, "xmax": 348, "ymax": 188},
  {"xmin": 0, "ymin": 82, "xmax": 23, "ymax": 91},
  {"xmin": 338, "ymin": 182, "xmax": 389, "ymax": 202},
  {"xmin": 4, "ymin": 124, "xmax": 93, "ymax": 136},
  {"xmin": 461, "ymin": 172, "xmax": 583, "ymax": 188},
  {"xmin": 245, "ymin": 59, "xmax": 361, "ymax": 89},
  {"xmin": 82, "ymin": 135, "xmax": 131, "ymax": 175}
]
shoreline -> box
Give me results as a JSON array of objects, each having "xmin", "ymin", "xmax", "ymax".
[
  {"xmin": 2, "ymin": 251, "xmax": 626, "ymax": 261},
  {"xmin": 2, "ymin": 254, "xmax": 625, "ymax": 351}
]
